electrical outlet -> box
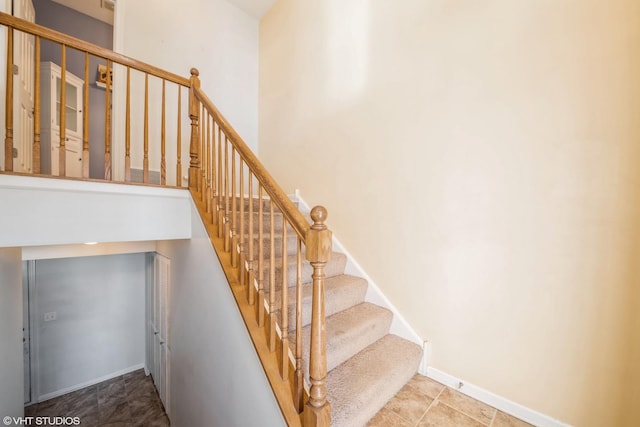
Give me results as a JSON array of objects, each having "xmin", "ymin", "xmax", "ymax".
[{"xmin": 44, "ymin": 312, "xmax": 56, "ymax": 322}]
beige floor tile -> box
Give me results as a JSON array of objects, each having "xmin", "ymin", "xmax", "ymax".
[
  {"xmin": 367, "ymin": 406, "xmax": 413, "ymax": 427},
  {"xmin": 384, "ymin": 383, "xmax": 434, "ymax": 424},
  {"xmin": 406, "ymin": 375, "xmax": 446, "ymax": 400},
  {"xmin": 418, "ymin": 402, "xmax": 486, "ymax": 427},
  {"xmin": 491, "ymin": 411, "xmax": 534, "ymax": 427},
  {"xmin": 437, "ymin": 388, "xmax": 496, "ymax": 425}
]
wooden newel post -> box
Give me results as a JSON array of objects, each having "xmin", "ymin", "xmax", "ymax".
[
  {"xmin": 304, "ymin": 206, "xmax": 332, "ymax": 427},
  {"xmin": 188, "ymin": 68, "xmax": 201, "ymax": 191}
]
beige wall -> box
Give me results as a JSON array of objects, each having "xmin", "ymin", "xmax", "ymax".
[{"xmin": 259, "ymin": 1, "xmax": 640, "ymax": 425}]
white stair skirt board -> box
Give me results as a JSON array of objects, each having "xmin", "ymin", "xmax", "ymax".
[
  {"xmin": 37, "ymin": 363, "xmax": 146, "ymax": 403},
  {"xmin": 294, "ymin": 190, "xmax": 424, "ymax": 350},
  {"xmin": 426, "ymin": 367, "xmax": 573, "ymax": 427}
]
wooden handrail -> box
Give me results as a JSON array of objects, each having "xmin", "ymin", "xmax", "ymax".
[
  {"xmin": 0, "ymin": 12, "xmax": 189, "ymax": 87},
  {"xmin": 192, "ymin": 85, "xmax": 310, "ymax": 241},
  {"xmin": 0, "ymin": 12, "xmax": 332, "ymax": 425},
  {"xmin": 191, "ymin": 70, "xmax": 332, "ymax": 427}
]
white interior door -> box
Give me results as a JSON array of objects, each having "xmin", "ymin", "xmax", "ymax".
[
  {"xmin": 22, "ymin": 261, "xmax": 30, "ymax": 404},
  {"xmin": 148, "ymin": 253, "xmax": 170, "ymax": 413},
  {"xmin": 13, "ymin": 0, "xmax": 35, "ymax": 172}
]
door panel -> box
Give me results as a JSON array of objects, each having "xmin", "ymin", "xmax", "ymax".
[{"xmin": 13, "ymin": 0, "xmax": 35, "ymax": 172}]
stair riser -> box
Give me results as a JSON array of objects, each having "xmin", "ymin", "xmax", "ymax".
[
  {"xmin": 259, "ymin": 254, "xmax": 347, "ymax": 291},
  {"xmin": 279, "ymin": 277, "xmax": 368, "ymax": 328},
  {"xmin": 297, "ymin": 304, "xmax": 392, "ymax": 377},
  {"xmin": 243, "ymin": 234, "xmax": 299, "ymax": 258},
  {"xmin": 233, "ymin": 212, "xmax": 294, "ymax": 234}
]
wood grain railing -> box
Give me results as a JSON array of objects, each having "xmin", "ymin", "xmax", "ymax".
[
  {"xmin": 190, "ymin": 71, "xmax": 332, "ymax": 426},
  {"xmin": 0, "ymin": 12, "xmax": 189, "ymax": 185},
  {"xmin": 0, "ymin": 12, "xmax": 331, "ymax": 427}
]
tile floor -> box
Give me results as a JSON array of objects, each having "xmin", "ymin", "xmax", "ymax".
[
  {"xmin": 368, "ymin": 375, "xmax": 534, "ymax": 427},
  {"xmin": 24, "ymin": 369, "xmax": 169, "ymax": 427}
]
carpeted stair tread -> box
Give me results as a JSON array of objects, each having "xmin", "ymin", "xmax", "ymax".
[
  {"xmin": 275, "ymin": 274, "xmax": 368, "ymax": 328},
  {"xmin": 264, "ymin": 252, "xmax": 347, "ymax": 290},
  {"xmin": 293, "ymin": 303, "xmax": 393, "ymax": 377},
  {"xmin": 327, "ymin": 334, "xmax": 422, "ymax": 427}
]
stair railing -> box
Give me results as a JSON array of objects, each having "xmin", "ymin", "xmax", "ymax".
[
  {"xmin": 189, "ymin": 70, "xmax": 332, "ymax": 426},
  {"xmin": 0, "ymin": 12, "xmax": 190, "ymax": 185},
  {"xmin": 0, "ymin": 12, "xmax": 332, "ymax": 426}
]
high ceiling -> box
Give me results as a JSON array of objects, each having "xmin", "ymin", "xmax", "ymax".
[
  {"xmin": 49, "ymin": 0, "xmax": 276, "ymax": 25},
  {"xmin": 225, "ymin": 0, "xmax": 276, "ymax": 19}
]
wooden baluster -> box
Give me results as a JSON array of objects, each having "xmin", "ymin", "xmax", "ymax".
[
  {"xmin": 124, "ymin": 66, "xmax": 131, "ymax": 181},
  {"xmin": 104, "ymin": 59, "xmax": 111, "ymax": 180},
  {"xmin": 82, "ymin": 52, "xmax": 89, "ymax": 178},
  {"xmin": 188, "ymin": 68, "xmax": 200, "ymax": 191},
  {"xmin": 268, "ymin": 201, "xmax": 277, "ymax": 352},
  {"xmin": 200, "ymin": 103, "xmax": 206, "ymax": 202},
  {"xmin": 280, "ymin": 216, "xmax": 289, "ymax": 380},
  {"xmin": 32, "ymin": 36, "xmax": 40, "ymax": 174},
  {"xmin": 217, "ymin": 126, "xmax": 224, "ymax": 237},
  {"xmin": 247, "ymin": 172, "xmax": 255, "ymax": 305},
  {"xmin": 239, "ymin": 160, "xmax": 246, "ymax": 286},
  {"xmin": 59, "ymin": 45, "xmax": 67, "ymax": 177},
  {"xmin": 143, "ymin": 73, "xmax": 149, "ymax": 183},
  {"xmin": 303, "ymin": 206, "xmax": 332, "ymax": 426},
  {"xmin": 294, "ymin": 237, "xmax": 304, "ymax": 412},
  {"xmin": 199, "ymin": 105, "xmax": 205, "ymax": 201},
  {"xmin": 231, "ymin": 146, "xmax": 238, "ymax": 268},
  {"xmin": 176, "ymin": 86, "xmax": 181, "ymax": 187},
  {"xmin": 4, "ymin": 27, "xmax": 13, "ymax": 172},
  {"xmin": 160, "ymin": 79, "xmax": 166, "ymax": 185},
  {"xmin": 207, "ymin": 113, "xmax": 213, "ymax": 210},
  {"xmin": 256, "ymin": 185, "xmax": 265, "ymax": 326},
  {"xmin": 205, "ymin": 112, "xmax": 212, "ymax": 213},
  {"xmin": 211, "ymin": 116, "xmax": 217, "ymax": 224},
  {"xmin": 223, "ymin": 133, "xmax": 231, "ymax": 249}
]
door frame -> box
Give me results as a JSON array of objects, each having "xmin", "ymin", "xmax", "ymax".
[{"xmin": 23, "ymin": 260, "xmax": 40, "ymax": 404}]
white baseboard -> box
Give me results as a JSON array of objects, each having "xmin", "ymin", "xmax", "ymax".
[
  {"xmin": 292, "ymin": 190, "xmax": 569, "ymax": 427},
  {"xmin": 293, "ymin": 190, "xmax": 423, "ymax": 347},
  {"xmin": 37, "ymin": 363, "xmax": 146, "ymax": 402},
  {"xmin": 426, "ymin": 367, "xmax": 572, "ymax": 427}
]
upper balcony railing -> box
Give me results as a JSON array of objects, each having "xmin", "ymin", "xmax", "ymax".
[{"xmin": 0, "ymin": 12, "xmax": 332, "ymax": 427}]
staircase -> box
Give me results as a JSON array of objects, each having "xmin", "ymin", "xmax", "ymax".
[
  {"xmin": 248, "ymin": 201, "xmax": 423, "ymax": 426},
  {"xmin": 0, "ymin": 12, "xmax": 424, "ymax": 426}
]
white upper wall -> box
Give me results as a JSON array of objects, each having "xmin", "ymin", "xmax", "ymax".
[
  {"xmin": 112, "ymin": 0, "xmax": 259, "ymax": 182},
  {"xmin": 0, "ymin": 175, "xmax": 191, "ymax": 247}
]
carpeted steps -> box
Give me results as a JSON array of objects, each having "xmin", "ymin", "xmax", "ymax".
[
  {"xmin": 249, "ymin": 199, "xmax": 422, "ymax": 426},
  {"xmin": 327, "ymin": 334, "xmax": 422, "ymax": 427},
  {"xmin": 276, "ymin": 274, "xmax": 369, "ymax": 328},
  {"xmin": 264, "ymin": 252, "xmax": 348, "ymax": 290},
  {"xmin": 293, "ymin": 302, "xmax": 393, "ymax": 378}
]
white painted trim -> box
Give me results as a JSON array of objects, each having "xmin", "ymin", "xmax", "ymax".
[
  {"xmin": 0, "ymin": 174, "xmax": 189, "ymax": 198},
  {"xmin": 22, "ymin": 241, "xmax": 157, "ymax": 261},
  {"xmin": 26, "ymin": 261, "xmax": 39, "ymax": 406},
  {"xmin": 37, "ymin": 363, "xmax": 146, "ymax": 403},
  {"xmin": 426, "ymin": 367, "xmax": 572, "ymax": 427},
  {"xmin": 293, "ymin": 190, "xmax": 423, "ymax": 347}
]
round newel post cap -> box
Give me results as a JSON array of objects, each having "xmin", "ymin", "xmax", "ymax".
[
  {"xmin": 310, "ymin": 206, "xmax": 328, "ymax": 230},
  {"xmin": 190, "ymin": 68, "xmax": 200, "ymax": 77}
]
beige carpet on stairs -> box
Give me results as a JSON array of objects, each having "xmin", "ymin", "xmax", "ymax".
[{"xmin": 256, "ymin": 201, "xmax": 423, "ymax": 426}]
